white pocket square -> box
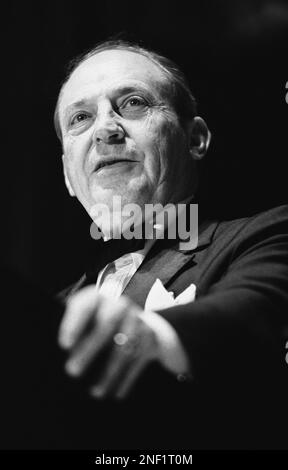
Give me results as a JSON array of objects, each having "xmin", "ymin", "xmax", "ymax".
[{"xmin": 144, "ymin": 278, "xmax": 196, "ymax": 311}]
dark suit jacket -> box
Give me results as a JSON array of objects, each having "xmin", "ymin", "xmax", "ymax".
[
  {"xmin": 1, "ymin": 205, "xmax": 287, "ymax": 450},
  {"xmin": 57, "ymin": 204, "xmax": 288, "ymax": 450}
]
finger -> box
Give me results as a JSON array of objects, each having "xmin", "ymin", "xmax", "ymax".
[
  {"xmin": 114, "ymin": 357, "xmax": 147, "ymax": 399},
  {"xmin": 58, "ymin": 285, "xmax": 101, "ymax": 349},
  {"xmin": 65, "ymin": 296, "xmax": 130, "ymax": 376},
  {"xmin": 65, "ymin": 309, "xmax": 122, "ymax": 376},
  {"xmin": 89, "ymin": 316, "xmax": 156, "ymax": 398},
  {"xmin": 90, "ymin": 340, "xmax": 144, "ymax": 399}
]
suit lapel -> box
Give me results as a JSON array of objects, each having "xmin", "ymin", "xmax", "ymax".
[
  {"xmin": 123, "ymin": 219, "xmax": 219, "ymax": 308},
  {"xmin": 62, "ymin": 218, "xmax": 219, "ymax": 306},
  {"xmin": 123, "ymin": 246, "xmax": 193, "ymax": 309}
]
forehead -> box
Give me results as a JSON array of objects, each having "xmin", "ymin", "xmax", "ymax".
[{"xmin": 59, "ymin": 49, "xmax": 170, "ymax": 114}]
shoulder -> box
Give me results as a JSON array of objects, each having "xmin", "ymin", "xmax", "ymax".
[
  {"xmin": 197, "ymin": 204, "xmax": 288, "ymax": 266},
  {"xmin": 213, "ymin": 204, "xmax": 288, "ymax": 243}
]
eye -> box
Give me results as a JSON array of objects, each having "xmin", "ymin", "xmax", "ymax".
[
  {"xmin": 123, "ymin": 97, "xmax": 146, "ymax": 108},
  {"xmin": 70, "ymin": 112, "xmax": 91, "ymax": 127},
  {"xmin": 118, "ymin": 96, "xmax": 149, "ymax": 118}
]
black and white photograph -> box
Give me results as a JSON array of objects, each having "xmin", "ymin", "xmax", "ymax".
[{"xmin": 1, "ymin": 0, "xmax": 288, "ymax": 458}]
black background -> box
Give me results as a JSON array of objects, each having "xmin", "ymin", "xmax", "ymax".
[{"xmin": 2, "ymin": 0, "xmax": 288, "ymax": 293}]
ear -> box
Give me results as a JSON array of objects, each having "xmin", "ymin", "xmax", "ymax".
[
  {"xmin": 187, "ymin": 116, "xmax": 211, "ymax": 161},
  {"xmin": 62, "ymin": 154, "xmax": 75, "ymax": 197}
]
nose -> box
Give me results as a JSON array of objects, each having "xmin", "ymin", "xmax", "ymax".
[{"xmin": 92, "ymin": 107, "xmax": 125, "ymax": 145}]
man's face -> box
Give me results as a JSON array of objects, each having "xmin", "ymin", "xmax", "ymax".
[{"xmin": 58, "ymin": 49, "xmax": 193, "ymax": 221}]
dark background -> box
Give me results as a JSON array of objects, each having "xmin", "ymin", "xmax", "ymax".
[{"xmin": 2, "ymin": 0, "xmax": 288, "ymax": 293}]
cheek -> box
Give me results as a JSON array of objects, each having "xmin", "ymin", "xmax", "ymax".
[
  {"xmin": 162, "ymin": 119, "xmax": 187, "ymax": 162},
  {"xmin": 63, "ymin": 135, "xmax": 77, "ymax": 158},
  {"xmin": 137, "ymin": 116, "xmax": 171, "ymax": 179},
  {"xmin": 63, "ymin": 133, "xmax": 91, "ymax": 166},
  {"xmin": 63, "ymin": 136, "xmax": 90, "ymax": 189},
  {"xmin": 145, "ymin": 117, "xmax": 185, "ymax": 179}
]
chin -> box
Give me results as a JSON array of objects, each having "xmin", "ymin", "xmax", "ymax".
[{"xmin": 90, "ymin": 187, "xmax": 150, "ymax": 209}]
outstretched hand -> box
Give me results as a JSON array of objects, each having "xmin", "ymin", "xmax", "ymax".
[{"xmin": 58, "ymin": 285, "xmax": 161, "ymax": 400}]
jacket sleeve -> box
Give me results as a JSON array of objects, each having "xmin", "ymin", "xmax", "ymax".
[{"xmin": 157, "ymin": 205, "xmax": 288, "ymax": 384}]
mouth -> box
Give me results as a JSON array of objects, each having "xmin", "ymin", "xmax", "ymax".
[{"xmin": 94, "ymin": 158, "xmax": 137, "ymax": 174}]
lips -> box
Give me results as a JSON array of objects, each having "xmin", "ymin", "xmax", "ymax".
[{"xmin": 94, "ymin": 158, "xmax": 136, "ymax": 173}]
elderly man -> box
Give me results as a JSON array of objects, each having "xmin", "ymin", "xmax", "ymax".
[{"xmin": 54, "ymin": 40, "xmax": 288, "ymax": 449}]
